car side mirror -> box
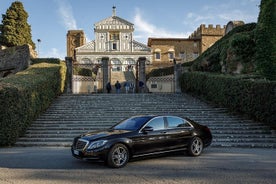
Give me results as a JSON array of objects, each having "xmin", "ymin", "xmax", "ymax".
[{"xmin": 142, "ymin": 126, "xmax": 153, "ymax": 133}]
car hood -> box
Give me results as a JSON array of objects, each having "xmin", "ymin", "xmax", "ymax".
[{"xmin": 80, "ymin": 129, "xmax": 130, "ymax": 141}]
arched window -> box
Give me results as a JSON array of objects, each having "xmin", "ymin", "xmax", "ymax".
[
  {"xmin": 124, "ymin": 58, "xmax": 136, "ymax": 71},
  {"xmin": 111, "ymin": 59, "xmax": 122, "ymax": 71},
  {"xmin": 168, "ymin": 48, "xmax": 175, "ymax": 61},
  {"xmin": 80, "ymin": 58, "xmax": 92, "ymax": 64},
  {"xmin": 154, "ymin": 48, "xmax": 161, "ymax": 60}
]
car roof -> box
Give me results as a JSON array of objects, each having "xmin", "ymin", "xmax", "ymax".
[{"xmin": 132, "ymin": 115, "xmax": 183, "ymax": 119}]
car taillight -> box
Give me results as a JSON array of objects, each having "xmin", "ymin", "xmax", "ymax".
[{"xmin": 204, "ymin": 126, "xmax": 211, "ymax": 134}]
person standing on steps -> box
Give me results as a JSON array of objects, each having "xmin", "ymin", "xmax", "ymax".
[
  {"xmin": 124, "ymin": 80, "xmax": 130, "ymax": 93},
  {"xmin": 139, "ymin": 80, "xmax": 144, "ymax": 93},
  {"xmin": 106, "ymin": 82, "xmax": 112, "ymax": 93},
  {"xmin": 115, "ymin": 80, "xmax": 121, "ymax": 94},
  {"xmin": 130, "ymin": 81, "xmax": 135, "ymax": 93}
]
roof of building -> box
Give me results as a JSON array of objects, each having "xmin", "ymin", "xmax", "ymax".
[
  {"xmin": 94, "ymin": 7, "xmax": 133, "ymax": 28},
  {"xmin": 147, "ymin": 37, "xmax": 200, "ymax": 46}
]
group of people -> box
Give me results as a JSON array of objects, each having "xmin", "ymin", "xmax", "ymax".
[{"xmin": 106, "ymin": 80, "xmax": 144, "ymax": 93}]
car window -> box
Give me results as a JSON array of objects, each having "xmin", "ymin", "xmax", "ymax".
[
  {"xmin": 146, "ymin": 117, "xmax": 165, "ymax": 131},
  {"xmin": 113, "ymin": 116, "xmax": 151, "ymax": 131},
  {"xmin": 167, "ymin": 117, "xmax": 192, "ymax": 128}
]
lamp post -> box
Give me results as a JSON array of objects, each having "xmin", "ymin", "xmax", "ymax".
[{"xmin": 37, "ymin": 39, "xmax": 41, "ymax": 57}]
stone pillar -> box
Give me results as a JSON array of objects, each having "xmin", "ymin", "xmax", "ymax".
[
  {"xmin": 138, "ymin": 57, "xmax": 146, "ymax": 93},
  {"xmin": 65, "ymin": 57, "xmax": 73, "ymax": 94},
  {"xmin": 102, "ymin": 57, "xmax": 110, "ymax": 93},
  {"xmin": 174, "ymin": 62, "xmax": 182, "ymax": 93}
]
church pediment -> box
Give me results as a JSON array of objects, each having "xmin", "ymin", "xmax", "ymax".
[
  {"xmin": 75, "ymin": 41, "xmax": 95, "ymax": 52},
  {"xmin": 94, "ymin": 16, "xmax": 134, "ymax": 30}
]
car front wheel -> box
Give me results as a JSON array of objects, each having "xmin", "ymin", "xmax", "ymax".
[
  {"xmin": 107, "ymin": 144, "xmax": 129, "ymax": 168},
  {"xmin": 188, "ymin": 137, "xmax": 203, "ymax": 156}
]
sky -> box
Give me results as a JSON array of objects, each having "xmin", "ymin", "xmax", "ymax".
[{"xmin": 0, "ymin": 0, "xmax": 260, "ymax": 59}]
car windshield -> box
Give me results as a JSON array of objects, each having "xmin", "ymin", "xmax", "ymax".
[{"xmin": 113, "ymin": 116, "xmax": 152, "ymax": 131}]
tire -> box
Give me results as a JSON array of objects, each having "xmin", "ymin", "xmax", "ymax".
[
  {"xmin": 188, "ymin": 137, "xmax": 203, "ymax": 156},
  {"xmin": 107, "ymin": 144, "xmax": 129, "ymax": 168}
]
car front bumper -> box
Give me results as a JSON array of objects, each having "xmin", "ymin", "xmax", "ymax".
[{"xmin": 71, "ymin": 146, "xmax": 108, "ymax": 160}]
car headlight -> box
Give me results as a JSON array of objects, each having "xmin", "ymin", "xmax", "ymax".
[{"xmin": 87, "ymin": 140, "xmax": 108, "ymax": 150}]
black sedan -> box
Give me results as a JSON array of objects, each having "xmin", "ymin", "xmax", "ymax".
[{"xmin": 71, "ymin": 115, "xmax": 212, "ymax": 168}]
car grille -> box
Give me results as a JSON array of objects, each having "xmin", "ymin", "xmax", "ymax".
[{"xmin": 75, "ymin": 139, "xmax": 89, "ymax": 150}]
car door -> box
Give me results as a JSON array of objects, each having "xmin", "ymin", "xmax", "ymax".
[
  {"xmin": 132, "ymin": 117, "xmax": 167, "ymax": 155},
  {"xmin": 164, "ymin": 116, "xmax": 193, "ymax": 150}
]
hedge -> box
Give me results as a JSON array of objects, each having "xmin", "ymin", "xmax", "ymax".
[
  {"xmin": 254, "ymin": 0, "xmax": 276, "ymax": 81},
  {"xmin": 180, "ymin": 72, "xmax": 276, "ymax": 128},
  {"xmin": 191, "ymin": 23, "xmax": 257, "ymax": 73},
  {"xmin": 0, "ymin": 61, "xmax": 66, "ymax": 146}
]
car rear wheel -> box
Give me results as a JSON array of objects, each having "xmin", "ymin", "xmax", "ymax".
[
  {"xmin": 188, "ymin": 137, "xmax": 203, "ymax": 156},
  {"xmin": 107, "ymin": 144, "xmax": 129, "ymax": 168}
]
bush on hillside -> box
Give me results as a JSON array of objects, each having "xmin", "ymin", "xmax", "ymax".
[
  {"xmin": 254, "ymin": 0, "xmax": 276, "ymax": 81},
  {"xmin": 0, "ymin": 61, "xmax": 66, "ymax": 146},
  {"xmin": 179, "ymin": 72, "xmax": 276, "ymax": 128},
  {"xmin": 191, "ymin": 23, "xmax": 257, "ymax": 74}
]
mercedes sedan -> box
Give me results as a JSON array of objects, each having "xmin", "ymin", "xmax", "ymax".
[{"xmin": 71, "ymin": 115, "xmax": 212, "ymax": 168}]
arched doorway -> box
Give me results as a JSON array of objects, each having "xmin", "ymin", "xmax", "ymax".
[
  {"xmin": 124, "ymin": 58, "xmax": 136, "ymax": 72},
  {"xmin": 111, "ymin": 58, "xmax": 122, "ymax": 71},
  {"xmin": 72, "ymin": 58, "xmax": 103, "ymax": 93}
]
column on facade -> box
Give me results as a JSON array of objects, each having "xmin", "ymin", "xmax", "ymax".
[
  {"xmin": 102, "ymin": 57, "xmax": 110, "ymax": 93},
  {"xmin": 174, "ymin": 62, "xmax": 182, "ymax": 93},
  {"xmin": 137, "ymin": 57, "xmax": 146, "ymax": 93}
]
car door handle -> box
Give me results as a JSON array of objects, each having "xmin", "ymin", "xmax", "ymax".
[{"xmin": 160, "ymin": 131, "xmax": 167, "ymax": 134}]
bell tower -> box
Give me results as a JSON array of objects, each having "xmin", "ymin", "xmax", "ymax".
[{"xmin": 66, "ymin": 30, "xmax": 85, "ymax": 59}]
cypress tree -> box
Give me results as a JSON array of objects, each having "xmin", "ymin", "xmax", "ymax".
[
  {"xmin": 0, "ymin": 1, "xmax": 35, "ymax": 49},
  {"xmin": 254, "ymin": 0, "xmax": 276, "ymax": 80}
]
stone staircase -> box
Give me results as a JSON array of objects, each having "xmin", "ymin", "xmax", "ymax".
[
  {"xmin": 110, "ymin": 71, "xmax": 135, "ymax": 85},
  {"xmin": 15, "ymin": 93, "xmax": 276, "ymax": 148}
]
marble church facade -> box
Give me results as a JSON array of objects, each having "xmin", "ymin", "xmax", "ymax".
[{"xmin": 67, "ymin": 7, "xmax": 151, "ymax": 93}]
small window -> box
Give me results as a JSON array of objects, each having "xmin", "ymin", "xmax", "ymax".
[
  {"xmin": 168, "ymin": 52, "xmax": 174, "ymax": 60},
  {"xmin": 146, "ymin": 117, "xmax": 165, "ymax": 131},
  {"xmin": 113, "ymin": 43, "xmax": 117, "ymax": 50},
  {"xmin": 167, "ymin": 117, "xmax": 191, "ymax": 128},
  {"xmin": 151, "ymin": 84, "xmax": 157, "ymax": 88},
  {"xmin": 155, "ymin": 52, "xmax": 161, "ymax": 60}
]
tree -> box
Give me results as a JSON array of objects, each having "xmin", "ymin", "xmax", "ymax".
[
  {"xmin": 0, "ymin": 1, "xmax": 35, "ymax": 49},
  {"xmin": 254, "ymin": 0, "xmax": 276, "ymax": 81}
]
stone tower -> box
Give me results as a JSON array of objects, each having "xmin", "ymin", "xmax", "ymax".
[
  {"xmin": 189, "ymin": 24, "xmax": 225, "ymax": 54},
  {"xmin": 66, "ymin": 30, "xmax": 85, "ymax": 59}
]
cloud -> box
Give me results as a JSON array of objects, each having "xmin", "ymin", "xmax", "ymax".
[
  {"xmin": 56, "ymin": 0, "xmax": 77, "ymax": 30},
  {"xmin": 41, "ymin": 48, "xmax": 65, "ymax": 59},
  {"xmin": 133, "ymin": 8, "xmax": 189, "ymax": 43},
  {"xmin": 183, "ymin": 2, "xmax": 258, "ymax": 29}
]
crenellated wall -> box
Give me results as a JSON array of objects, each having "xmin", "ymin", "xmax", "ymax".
[
  {"xmin": 189, "ymin": 24, "xmax": 226, "ymax": 38},
  {"xmin": 189, "ymin": 24, "xmax": 226, "ymax": 53}
]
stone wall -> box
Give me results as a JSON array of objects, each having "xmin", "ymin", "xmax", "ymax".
[
  {"xmin": 66, "ymin": 30, "xmax": 86, "ymax": 59},
  {"xmin": 189, "ymin": 24, "xmax": 226, "ymax": 53},
  {"xmin": 148, "ymin": 38, "xmax": 200, "ymax": 70},
  {"xmin": 0, "ymin": 44, "xmax": 35, "ymax": 77}
]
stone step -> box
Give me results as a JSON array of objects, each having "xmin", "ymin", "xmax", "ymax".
[
  {"xmin": 15, "ymin": 93, "xmax": 276, "ymax": 148},
  {"xmin": 213, "ymin": 138, "xmax": 276, "ymax": 143},
  {"xmin": 211, "ymin": 142, "xmax": 276, "ymax": 148}
]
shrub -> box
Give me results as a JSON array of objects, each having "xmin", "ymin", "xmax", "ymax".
[
  {"xmin": 0, "ymin": 61, "xmax": 66, "ymax": 146},
  {"xmin": 191, "ymin": 23, "xmax": 257, "ymax": 74},
  {"xmin": 180, "ymin": 72, "xmax": 276, "ymax": 128}
]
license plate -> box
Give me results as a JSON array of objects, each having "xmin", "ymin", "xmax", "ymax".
[{"xmin": 73, "ymin": 150, "xmax": 79, "ymax": 155}]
